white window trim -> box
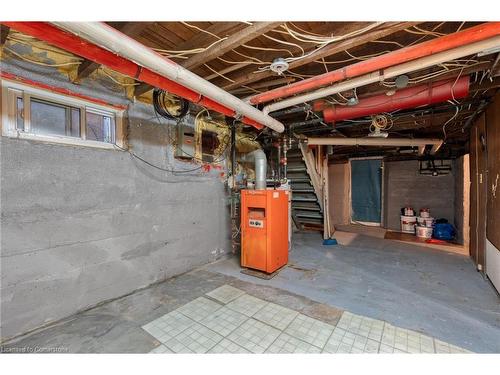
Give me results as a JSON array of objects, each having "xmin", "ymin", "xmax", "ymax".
[{"xmin": 1, "ymin": 79, "xmax": 126, "ymax": 150}]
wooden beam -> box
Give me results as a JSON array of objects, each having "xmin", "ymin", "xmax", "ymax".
[
  {"xmin": 73, "ymin": 22, "xmax": 151, "ymax": 83},
  {"xmin": 182, "ymin": 22, "xmax": 282, "ymax": 71},
  {"xmin": 205, "ymin": 62, "xmax": 250, "ymax": 81},
  {"xmin": 75, "ymin": 60, "xmax": 100, "ymax": 81},
  {"xmin": 175, "ymin": 23, "xmax": 246, "ymax": 55},
  {"xmin": 1, "ymin": 25, "xmax": 10, "ymax": 46},
  {"xmin": 134, "ymin": 82, "xmax": 153, "ymax": 97},
  {"xmin": 222, "ymin": 22, "xmax": 419, "ymax": 91}
]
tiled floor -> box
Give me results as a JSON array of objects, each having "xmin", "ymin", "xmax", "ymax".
[{"xmin": 143, "ymin": 284, "xmax": 472, "ymax": 354}]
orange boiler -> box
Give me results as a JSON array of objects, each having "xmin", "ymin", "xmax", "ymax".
[{"xmin": 241, "ymin": 189, "xmax": 289, "ymax": 273}]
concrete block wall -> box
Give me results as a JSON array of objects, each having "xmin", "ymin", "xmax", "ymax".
[
  {"xmin": 0, "ymin": 60, "xmax": 230, "ymax": 340},
  {"xmin": 383, "ymin": 160, "xmax": 455, "ymax": 231}
]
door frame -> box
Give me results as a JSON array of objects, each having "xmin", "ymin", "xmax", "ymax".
[{"xmin": 348, "ymin": 156, "xmax": 385, "ymax": 226}]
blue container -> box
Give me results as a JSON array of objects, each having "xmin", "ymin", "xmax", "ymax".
[{"xmin": 433, "ymin": 223, "xmax": 455, "ymax": 241}]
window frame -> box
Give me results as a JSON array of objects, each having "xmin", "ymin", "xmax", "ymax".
[{"xmin": 1, "ymin": 79, "xmax": 125, "ymax": 150}]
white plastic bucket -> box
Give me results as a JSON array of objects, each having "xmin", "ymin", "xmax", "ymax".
[
  {"xmin": 416, "ymin": 225, "xmax": 433, "ymax": 239},
  {"xmin": 417, "ymin": 217, "xmax": 434, "ymax": 227},
  {"xmin": 420, "ymin": 208, "xmax": 430, "ymax": 218},
  {"xmin": 401, "ymin": 215, "xmax": 416, "ymax": 234},
  {"xmin": 403, "ymin": 207, "xmax": 414, "ymax": 216}
]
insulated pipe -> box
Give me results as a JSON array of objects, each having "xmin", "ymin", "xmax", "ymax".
[
  {"xmin": 323, "ymin": 77, "xmax": 470, "ymax": 123},
  {"xmin": 54, "ymin": 22, "xmax": 284, "ymax": 132},
  {"xmin": 305, "ymin": 137, "xmax": 443, "ymax": 155},
  {"xmin": 240, "ymin": 149, "xmax": 268, "ymax": 190},
  {"xmin": 2, "ymin": 22, "xmax": 284, "ymax": 133},
  {"xmin": 249, "ymin": 22, "xmax": 500, "ymax": 105},
  {"xmin": 262, "ymin": 36, "xmax": 500, "ymax": 115}
]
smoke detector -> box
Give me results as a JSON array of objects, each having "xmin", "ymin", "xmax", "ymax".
[{"xmin": 270, "ymin": 58, "xmax": 289, "ymax": 75}]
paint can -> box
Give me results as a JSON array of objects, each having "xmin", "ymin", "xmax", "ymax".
[
  {"xmin": 401, "ymin": 215, "xmax": 417, "ymax": 234},
  {"xmin": 420, "ymin": 208, "xmax": 430, "ymax": 218},
  {"xmin": 403, "ymin": 207, "xmax": 414, "ymax": 216},
  {"xmin": 417, "ymin": 216, "xmax": 434, "ymax": 228},
  {"xmin": 416, "ymin": 225, "xmax": 433, "ymax": 239}
]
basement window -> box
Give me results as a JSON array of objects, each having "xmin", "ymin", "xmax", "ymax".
[{"xmin": 1, "ymin": 80, "xmax": 124, "ymax": 149}]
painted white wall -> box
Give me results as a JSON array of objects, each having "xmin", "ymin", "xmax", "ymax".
[{"xmin": 486, "ymin": 239, "xmax": 500, "ymax": 293}]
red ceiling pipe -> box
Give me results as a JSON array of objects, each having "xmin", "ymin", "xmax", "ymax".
[
  {"xmin": 248, "ymin": 22, "xmax": 500, "ymax": 105},
  {"xmin": 322, "ymin": 77, "xmax": 470, "ymax": 123},
  {"xmin": 2, "ymin": 22, "xmax": 262, "ymax": 129}
]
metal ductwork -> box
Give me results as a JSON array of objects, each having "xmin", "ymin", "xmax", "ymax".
[
  {"xmin": 322, "ymin": 77, "xmax": 470, "ymax": 123},
  {"xmin": 240, "ymin": 149, "xmax": 267, "ymax": 190}
]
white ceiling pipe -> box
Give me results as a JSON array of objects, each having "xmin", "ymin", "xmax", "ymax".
[
  {"xmin": 53, "ymin": 22, "xmax": 285, "ymax": 133},
  {"xmin": 305, "ymin": 137, "xmax": 443, "ymax": 155},
  {"xmin": 263, "ymin": 36, "xmax": 500, "ymax": 115}
]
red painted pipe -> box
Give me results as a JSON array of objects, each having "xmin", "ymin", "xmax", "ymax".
[
  {"xmin": 322, "ymin": 77, "xmax": 470, "ymax": 123},
  {"xmin": 248, "ymin": 22, "xmax": 500, "ymax": 105},
  {"xmin": 2, "ymin": 22, "xmax": 263, "ymax": 129}
]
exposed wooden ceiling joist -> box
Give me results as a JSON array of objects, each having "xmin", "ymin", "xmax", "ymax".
[
  {"xmin": 73, "ymin": 22, "xmax": 152, "ymax": 83},
  {"xmin": 181, "ymin": 22, "xmax": 282, "ymax": 70},
  {"xmin": 1, "ymin": 25, "xmax": 10, "ymax": 46},
  {"xmin": 134, "ymin": 82, "xmax": 154, "ymax": 97},
  {"xmin": 222, "ymin": 22, "xmax": 419, "ymax": 91},
  {"xmin": 174, "ymin": 23, "xmax": 245, "ymax": 54}
]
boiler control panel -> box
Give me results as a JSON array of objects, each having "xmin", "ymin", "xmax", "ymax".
[{"xmin": 249, "ymin": 219, "xmax": 264, "ymax": 228}]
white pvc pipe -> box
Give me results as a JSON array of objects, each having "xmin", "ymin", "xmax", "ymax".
[
  {"xmin": 263, "ymin": 36, "xmax": 500, "ymax": 115},
  {"xmin": 52, "ymin": 22, "xmax": 285, "ymax": 133},
  {"xmin": 306, "ymin": 137, "xmax": 443, "ymax": 154}
]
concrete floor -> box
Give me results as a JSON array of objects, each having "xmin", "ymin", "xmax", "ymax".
[
  {"xmin": 1, "ymin": 231, "xmax": 498, "ymax": 353},
  {"xmin": 206, "ymin": 231, "xmax": 500, "ymax": 353}
]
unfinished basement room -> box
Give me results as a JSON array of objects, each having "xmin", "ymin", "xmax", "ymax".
[{"xmin": 1, "ymin": 2, "xmax": 500, "ymax": 372}]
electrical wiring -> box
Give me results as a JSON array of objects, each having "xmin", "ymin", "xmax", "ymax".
[
  {"xmin": 406, "ymin": 22, "xmax": 446, "ymax": 47},
  {"xmin": 232, "ymin": 49, "xmax": 271, "ymax": 64},
  {"xmin": 413, "ymin": 25, "xmax": 446, "ymax": 36},
  {"xmin": 180, "ymin": 21, "xmax": 222, "ymax": 40},
  {"xmin": 3, "ymin": 47, "xmax": 82, "ymax": 67},
  {"xmin": 241, "ymin": 42, "xmax": 295, "ymax": 57},
  {"xmin": 281, "ymin": 22, "xmax": 382, "ymax": 44},
  {"xmin": 241, "ymin": 85, "xmax": 262, "ymax": 94},
  {"xmin": 113, "ymin": 142, "xmax": 205, "ymax": 174},
  {"xmin": 203, "ymin": 64, "xmax": 235, "ymax": 83},
  {"xmin": 217, "ymin": 56, "xmax": 268, "ymax": 65},
  {"xmin": 320, "ymin": 57, "xmax": 329, "ymax": 73},
  {"xmin": 369, "ymin": 39, "xmax": 405, "ymax": 48},
  {"xmin": 288, "ymin": 22, "xmax": 328, "ymax": 38},
  {"xmin": 99, "ymin": 68, "xmax": 140, "ymax": 87},
  {"xmin": 442, "ymin": 105, "xmax": 460, "ymax": 140},
  {"xmin": 405, "ymin": 25, "xmax": 446, "ymax": 38},
  {"xmin": 261, "ymin": 34, "xmax": 305, "ymax": 55},
  {"xmin": 153, "ymin": 88, "xmax": 190, "ymax": 120},
  {"xmin": 153, "ymin": 38, "xmax": 227, "ymax": 58},
  {"xmin": 313, "ymin": 50, "xmax": 390, "ymax": 66},
  {"xmin": 456, "ymin": 22, "xmax": 466, "ymax": 33}
]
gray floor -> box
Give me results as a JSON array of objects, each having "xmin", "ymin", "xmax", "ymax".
[
  {"xmin": 2, "ymin": 231, "xmax": 498, "ymax": 353},
  {"xmin": 205, "ymin": 231, "xmax": 500, "ymax": 353}
]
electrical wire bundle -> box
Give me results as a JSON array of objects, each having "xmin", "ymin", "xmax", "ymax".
[{"xmin": 153, "ymin": 88, "xmax": 190, "ymax": 120}]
